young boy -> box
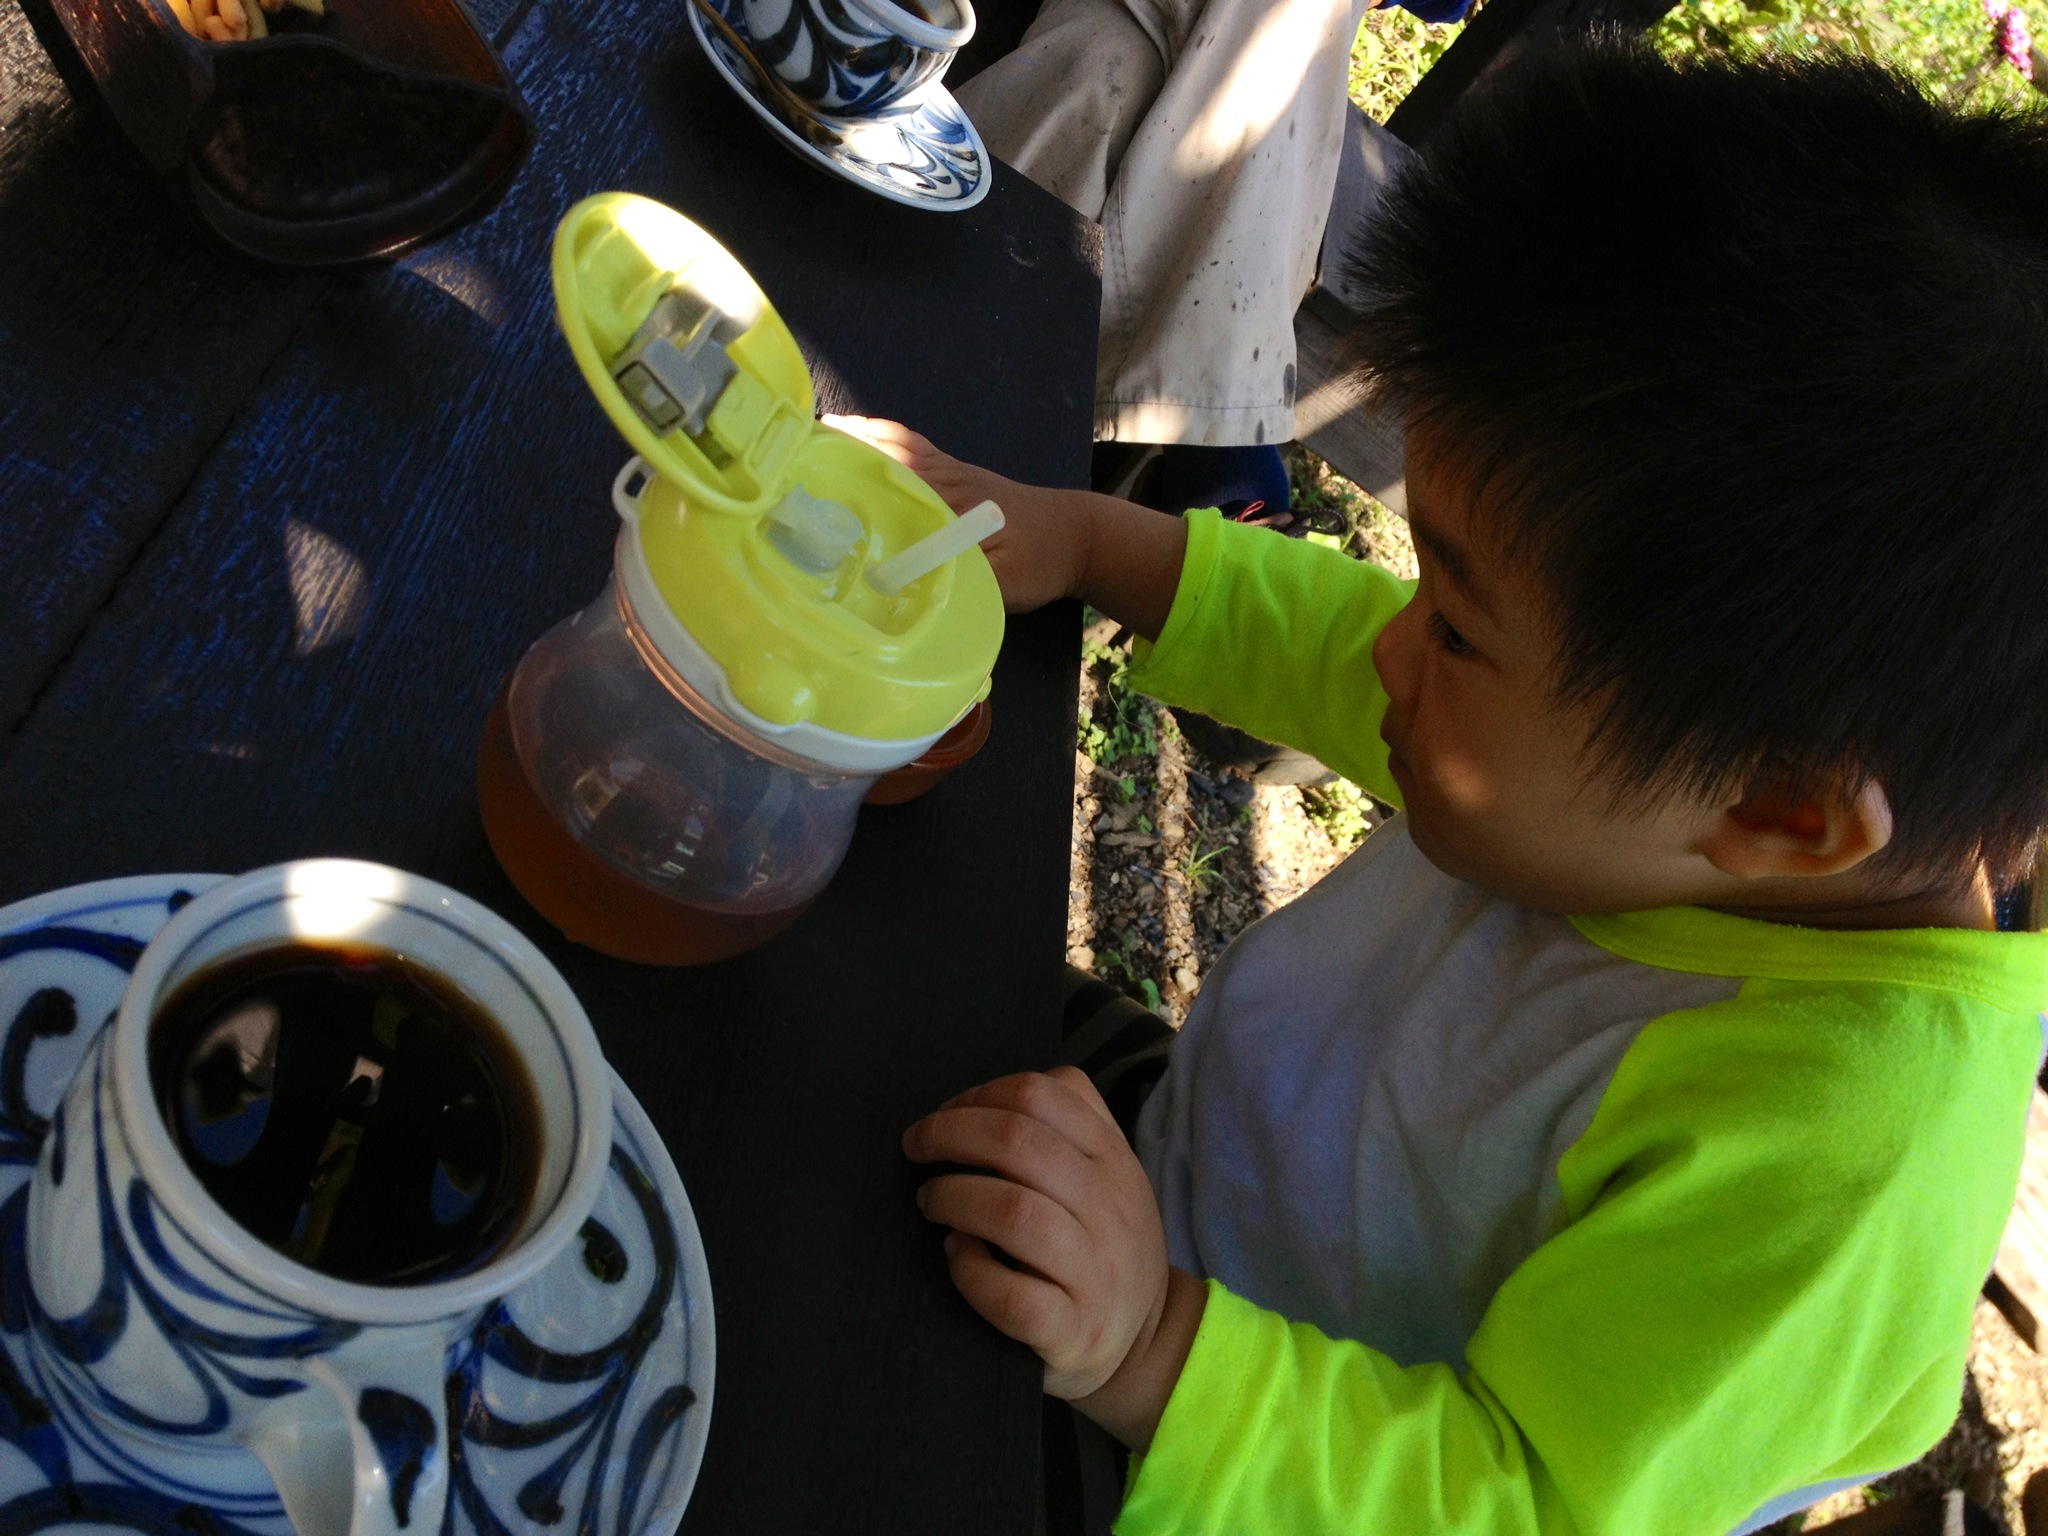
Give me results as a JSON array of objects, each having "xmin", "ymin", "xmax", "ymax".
[{"xmin": 838, "ymin": 38, "xmax": 2048, "ymax": 1534}]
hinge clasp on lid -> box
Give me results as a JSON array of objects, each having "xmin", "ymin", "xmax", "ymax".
[{"xmin": 611, "ymin": 287, "xmax": 747, "ymax": 438}]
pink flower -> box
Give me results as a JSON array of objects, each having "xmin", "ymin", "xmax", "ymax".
[{"xmin": 1989, "ymin": 0, "xmax": 2035, "ymax": 78}]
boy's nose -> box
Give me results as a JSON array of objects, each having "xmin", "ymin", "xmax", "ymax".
[{"xmin": 1372, "ymin": 596, "xmax": 1425, "ymax": 715}]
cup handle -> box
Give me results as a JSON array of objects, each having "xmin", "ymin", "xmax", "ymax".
[{"xmin": 248, "ymin": 1329, "xmax": 453, "ymax": 1536}]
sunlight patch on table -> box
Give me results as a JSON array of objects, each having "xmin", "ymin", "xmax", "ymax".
[
  {"xmin": 398, "ymin": 249, "xmax": 509, "ymax": 326},
  {"xmin": 284, "ymin": 519, "xmax": 370, "ymax": 657}
]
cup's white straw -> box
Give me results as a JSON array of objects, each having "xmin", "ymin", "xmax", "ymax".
[{"xmin": 865, "ymin": 500, "xmax": 1005, "ymax": 595}]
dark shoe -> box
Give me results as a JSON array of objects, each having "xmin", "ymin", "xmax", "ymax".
[
  {"xmin": 1170, "ymin": 708, "xmax": 1336, "ymax": 787},
  {"xmin": 1150, "ymin": 443, "xmax": 1290, "ymax": 518}
]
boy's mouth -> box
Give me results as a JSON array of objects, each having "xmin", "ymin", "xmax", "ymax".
[
  {"xmin": 1380, "ymin": 719, "xmax": 1412, "ymax": 781},
  {"xmin": 1383, "ymin": 736, "xmax": 1418, "ymax": 804}
]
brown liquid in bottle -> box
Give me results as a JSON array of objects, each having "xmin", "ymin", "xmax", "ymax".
[{"xmin": 477, "ymin": 693, "xmax": 811, "ymax": 967}]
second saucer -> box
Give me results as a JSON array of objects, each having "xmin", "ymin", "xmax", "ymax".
[{"xmin": 690, "ymin": 0, "xmax": 990, "ymax": 212}]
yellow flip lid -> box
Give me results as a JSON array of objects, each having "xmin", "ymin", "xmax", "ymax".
[{"xmin": 552, "ymin": 193, "xmax": 1003, "ymax": 743}]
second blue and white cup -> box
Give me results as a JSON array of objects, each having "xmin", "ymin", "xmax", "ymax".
[{"xmin": 739, "ymin": 0, "xmax": 975, "ymax": 116}]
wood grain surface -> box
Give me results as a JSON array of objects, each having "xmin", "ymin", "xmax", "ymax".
[
  {"xmin": 1990, "ymin": 1089, "xmax": 2048, "ymax": 1351},
  {"xmin": 0, "ymin": 0, "xmax": 1102, "ymax": 1524},
  {"xmin": 0, "ymin": 0, "xmax": 324, "ymax": 734}
]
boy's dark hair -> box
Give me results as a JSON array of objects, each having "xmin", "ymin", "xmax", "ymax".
[{"xmin": 1347, "ymin": 40, "xmax": 2048, "ymax": 887}]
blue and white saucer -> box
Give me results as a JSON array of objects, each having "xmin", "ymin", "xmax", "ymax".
[
  {"xmin": 0, "ymin": 875, "xmax": 716, "ymax": 1536},
  {"xmin": 688, "ymin": 0, "xmax": 990, "ymax": 212}
]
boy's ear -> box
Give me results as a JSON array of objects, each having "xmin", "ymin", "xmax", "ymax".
[{"xmin": 1696, "ymin": 774, "xmax": 1894, "ymax": 881}]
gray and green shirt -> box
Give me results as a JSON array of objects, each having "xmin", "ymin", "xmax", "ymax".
[{"xmin": 1114, "ymin": 510, "xmax": 2048, "ymax": 1536}]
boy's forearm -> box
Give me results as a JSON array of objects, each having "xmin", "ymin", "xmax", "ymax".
[
  {"xmin": 1065, "ymin": 489, "xmax": 1189, "ymax": 641},
  {"xmin": 1073, "ymin": 1266, "xmax": 1208, "ymax": 1450}
]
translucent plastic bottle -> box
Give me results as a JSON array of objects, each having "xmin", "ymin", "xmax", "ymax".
[
  {"xmin": 479, "ymin": 549, "xmax": 876, "ymax": 965},
  {"xmin": 478, "ymin": 194, "xmax": 1005, "ymax": 965}
]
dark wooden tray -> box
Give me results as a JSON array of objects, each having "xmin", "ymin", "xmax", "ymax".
[{"xmin": 34, "ymin": 0, "xmax": 530, "ymax": 263}]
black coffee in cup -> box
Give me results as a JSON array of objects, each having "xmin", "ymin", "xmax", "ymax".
[{"xmin": 148, "ymin": 943, "xmax": 541, "ymax": 1286}]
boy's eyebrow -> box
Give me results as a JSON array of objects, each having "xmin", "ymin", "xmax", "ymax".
[{"xmin": 1408, "ymin": 515, "xmax": 1496, "ymax": 620}]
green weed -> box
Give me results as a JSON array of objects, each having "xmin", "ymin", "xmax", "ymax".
[
  {"xmin": 1349, "ymin": 6, "xmax": 1467, "ymax": 121},
  {"xmin": 1301, "ymin": 779, "xmax": 1375, "ymax": 854},
  {"xmin": 1651, "ymin": 0, "xmax": 2041, "ymax": 110},
  {"xmin": 1180, "ymin": 837, "xmax": 1233, "ymax": 893},
  {"xmin": 1350, "ymin": 0, "xmax": 2042, "ymax": 122},
  {"xmin": 1078, "ymin": 613, "xmax": 1161, "ymax": 771}
]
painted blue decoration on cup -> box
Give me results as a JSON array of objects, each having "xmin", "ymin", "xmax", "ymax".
[
  {"xmin": 0, "ymin": 872, "xmax": 716, "ymax": 1536},
  {"xmin": 9, "ymin": 863, "xmax": 619, "ymax": 1536},
  {"xmin": 738, "ymin": 0, "xmax": 975, "ymax": 116},
  {"xmin": 691, "ymin": 0, "xmax": 990, "ymax": 209}
]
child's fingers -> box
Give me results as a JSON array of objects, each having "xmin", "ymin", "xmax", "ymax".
[
  {"xmin": 820, "ymin": 414, "xmax": 935, "ymax": 463},
  {"xmin": 904, "ymin": 1105, "xmax": 1096, "ymax": 1210},
  {"xmin": 1044, "ymin": 1065, "xmax": 1123, "ymax": 1133},
  {"xmin": 817, "ymin": 411, "xmax": 888, "ymax": 438},
  {"xmin": 931, "ymin": 1072, "xmax": 1124, "ymax": 1157},
  {"xmin": 941, "ymin": 1232, "xmax": 1077, "ymax": 1354},
  {"xmin": 917, "ymin": 1172, "xmax": 1090, "ymax": 1287}
]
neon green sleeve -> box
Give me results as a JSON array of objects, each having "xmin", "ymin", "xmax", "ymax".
[
  {"xmin": 1119, "ymin": 1283, "xmax": 1575, "ymax": 1532},
  {"xmin": 1123, "ymin": 510, "xmax": 1412, "ymax": 806},
  {"xmin": 1117, "ymin": 975, "xmax": 2041, "ymax": 1536}
]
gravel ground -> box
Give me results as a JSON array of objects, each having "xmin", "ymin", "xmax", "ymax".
[
  {"xmin": 1065, "ymin": 446, "xmax": 2048, "ymax": 1533},
  {"xmin": 1063, "ymin": 447, "xmax": 1413, "ymax": 1022},
  {"xmin": 1062, "ymin": 614, "xmax": 1390, "ymax": 1023}
]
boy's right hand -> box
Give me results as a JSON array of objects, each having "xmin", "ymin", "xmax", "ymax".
[
  {"xmin": 821, "ymin": 415, "xmax": 1090, "ymax": 614},
  {"xmin": 902, "ymin": 1067, "xmax": 1208, "ymax": 1450}
]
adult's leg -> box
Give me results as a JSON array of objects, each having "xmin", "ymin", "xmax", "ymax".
[
  {"xmin": 955, "ymin": 0, "xmax": 1183, "ymax": 221},
  {"xmin": 1093, "ymin": 0, "xmax": 1374, "ymax": 447},
  {"xmin": 961, "ymin": 0, "xmax": 1372, "ymax": 449}
]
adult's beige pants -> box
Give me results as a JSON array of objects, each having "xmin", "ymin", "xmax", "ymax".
[{"xmin": 957, "ymin": 0, "xmax": 1374, "ymax": 445}]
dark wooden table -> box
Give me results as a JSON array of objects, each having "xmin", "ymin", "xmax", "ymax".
[{"xmin": 0, "ymin": 0, "xmax": 1102, "ymax": 1523}]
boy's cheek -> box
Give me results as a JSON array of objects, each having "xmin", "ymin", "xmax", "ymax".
[
  {"xmin": 1398, "ymin": 706, "xmax": 1508, "ymax": 822},
  {"xmin": 1415, "ymin": 743, "xmax": 1500, "ymax": 816},
  {"xmin": 1393, "ymin": 732, "xmax": 1544, "ymax": 889}
]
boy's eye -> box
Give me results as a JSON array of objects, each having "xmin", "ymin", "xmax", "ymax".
[{"xmin": 1428, "ymin": 611, "xmax": 1475, "ymax": 657}]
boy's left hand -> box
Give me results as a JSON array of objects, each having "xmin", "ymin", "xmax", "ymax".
[
  {"xmin": 823, "ymin": 414, "xmax": 1192, "ymax": 640},
  {"xmin": 902, "ymin": 1068, "xmax": 1170, "ymax": 1402}
]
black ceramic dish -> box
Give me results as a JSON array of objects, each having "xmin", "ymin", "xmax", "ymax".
[{"xmin": 41, "ymin": 0, "xmax": 531, "ymax": 264}]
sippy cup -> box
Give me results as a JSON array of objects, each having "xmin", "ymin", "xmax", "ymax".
[{"xmin": 477, "ymin": 194, "xmax": 1005, "ymax": 966}]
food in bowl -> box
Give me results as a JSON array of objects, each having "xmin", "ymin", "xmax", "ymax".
[{"xmin": 166, "ymin": 0, "xmax": 322, "ymax": 46}]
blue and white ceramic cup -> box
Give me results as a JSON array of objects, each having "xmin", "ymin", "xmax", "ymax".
[
  {"xmin": 25, "ymin": 860, "xmax": 614, "ymax": 1536},
  {"xmin": 738, "ymin": 0, "xmax": 975, "ymax": 116}
]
